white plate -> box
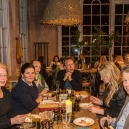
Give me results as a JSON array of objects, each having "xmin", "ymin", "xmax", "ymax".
[
  {"xmin": 25, "ymin": 114, "xmax": 41, "ymax": 122},
  {"xmin": 79, "ymin": 103, "xmax": 93, "ymax": 109},
  {"xmin": 40, "ymin": 100, "xmax": 54, "ymax": 104},
  {"xmin": 73, "ymin": 117, "xmax": 94, "ymax": 127}
]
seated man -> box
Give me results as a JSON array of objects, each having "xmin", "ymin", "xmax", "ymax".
[
  {"xmin": 57, "ymin": 57, "xmax": 82, "ymax": 91},
  {"xmin": 100, "ymin": 65, "xmax": 129, "ymax": 129}
]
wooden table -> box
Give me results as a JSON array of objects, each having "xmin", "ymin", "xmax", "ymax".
[
  {"xmin": 77, "ymin": 68, "xmax": 97, "ymax": 73},
  {"xmin": 23, "ymin": 91, "xmax": 100, "ymax": 129}
]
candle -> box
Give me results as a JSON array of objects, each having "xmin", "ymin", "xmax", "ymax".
[{"xmin": 65, "ymin": 99, "xmax": 72, "ymax": 114}]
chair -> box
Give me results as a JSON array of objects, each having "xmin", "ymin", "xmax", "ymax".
[{"xmin": 82, "ymin": 72, "xmax": 92, "ymax": 94}]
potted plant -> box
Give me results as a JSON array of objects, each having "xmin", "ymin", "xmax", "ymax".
[{"xmin": 91, "ymin": 26, "xmax": 119, "ymax": 60}]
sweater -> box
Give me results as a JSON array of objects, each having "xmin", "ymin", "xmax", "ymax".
[
  {"xmin": 57, "ymin": 69, "xmax": 82, "ymax": 91},
  {"xmin": 11, "ymin": 79, "xmax": 38, "ymax": 114}
]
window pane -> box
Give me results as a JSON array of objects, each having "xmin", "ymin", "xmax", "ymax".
[
  {"xmin": 101, "ymin": 16, "xmax": 109, "ymax": 25},
  {"xmin": 83, "ymin": 46, "xmax": 90, "ymax": 55},
  {"xmin": 62, "ymin": 47, "xmax": 69, "ymax": 56},
  {"xmin": 114, "ymin": 37, "xmax": 122, "ymax": 46},
  {"xmin": 101, "ymin": 26, "xmax": 109, "ymax": 34},
  {"xmin": 62, "ymin": 37, "xmax": 69, "ymax": 46},
  {"xmin": 62, "ymin": 26, "xmax": 69, "ymax": 35},
  {"xmin": 92, "ymin": 5, "xmax": 100, "ymax": 14},
  {"xmin": 123, "ymin": 37, "xmax": 129, "ymax": 46},
  {"xmin": 115, "ymin": 26, "xmax": 122, "ymax": 35},
  {"xmin": 92, "ymin": 16, "xmax": 100, "ymax": 25},
  {"xmin": 83, "ymin": 5, "xmax": 91, "ymax": 14},
  {"xmin": 114, "ymin": 47, "xmax": 121, "ymax": 55},
  {"xmin": 115, "ymin": 5, "xmax": 123, "ymax": 14},
  {"xmin": 83, "ymin": 26, "xmax": 91, "ymax": 35},
  {"xmin": 83, "ymin": 36, "xmax": 91, "ymax": 45},
  {"xmin": 83, "ymin": 16, "xmax": 91, "ymax": 25},
  {"xmin": 101, "ymin": 5, "xmax": 109, "ymax": 14},
  {"xmin": 115, "ymin": 15, "xmax": 122, "ymax": 25},
  {"xmin": 70, "ymin": 47, "xmax": 78, "ymax": 56}
]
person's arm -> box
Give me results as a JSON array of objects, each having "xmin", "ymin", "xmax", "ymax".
[{"xmin": 69, "ymin": 70, "xmax": 82, "ymax": 91}]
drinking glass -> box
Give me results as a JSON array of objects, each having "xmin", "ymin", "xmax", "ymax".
[
  {"xmin": 55, "ymin": 80, "xmax": 60, "ymax": 93},
  {"xmin": 62, "ymin": 114, "xmax": 71, "ymax": 128}
]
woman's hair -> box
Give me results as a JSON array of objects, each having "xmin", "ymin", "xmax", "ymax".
[
  {"xmin": 53, "ymin": 55, "xmax": 60, "ymax": 62},
  {"xmin": 30, "ymin": 60, "xmax": 40, "ymax": 65},
  {"xmin": 98, "ymin": 56, "xmax": 107, "ymax": 68},
  {"xmin": 115, "ymin": 55, "xmax": 124, "ymax": 62},
  {"xmin": 0, "ymin": 62, "xmax": 8, "ymax": 76},
  {"xmin": 98, "ymin": 61, "xmax": 121, "ymax": 106},
  {"xmin": 20, "ymin": 63, "xmax": 35, "ymax": 75},
  {"xmin": 122, "ymin": 65, "xmax": 129, "ymax": 73}
]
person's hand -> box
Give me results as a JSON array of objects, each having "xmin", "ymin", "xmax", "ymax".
[
  {"xmin": 39, "ymin": 89, "xmax": 48, "ymax": 96},
  {"xmin": 88, "ymin": 105, "xmax": 104, "ymax": 115},
  {"xmin": 100, "ymin": 115, "xmax": 113, "ymax": 128},
  {"xmin": 63, "ymin": 72, "xmax": 72, "ymax": 81},
  {"xmin": 90, "ymin": 96, "xmax": 103, "ymax": 105},
  {"xmin": 103, "ymin": 126, "xmax": 114, "ymax": 129},
  {"xmin": 36, "ymin": 95, "xmax": 43, "ymax": 104},
  {"xmin": 11, "ymin": 115, "xmax": 26, "ymax": 125}
]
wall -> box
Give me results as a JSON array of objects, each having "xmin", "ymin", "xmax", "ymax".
[
  {"xmin": 28, "ymin": 0, "xmax": 58, "ymax": 66},
  {"xmin": 8, "ymin": 0, "xmax": 58, "ymax": 76}
]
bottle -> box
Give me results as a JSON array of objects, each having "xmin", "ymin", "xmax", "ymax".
[
  {"xmin": 41, "ymin": 120, "xmax": 47, "ymax": 129},
  {"xmin": 53, "ymin": 109, "xmax": 58, "ymax": 121},
  {"xmin": 58, "ymin": 97, "xmax": 62, "ymax": 121},
  {"xmin": 66, "ymin": 90, "xmax": 72, "ymax": 101},
  {"xmin": 48, "ymin": 120, "xmax": 54, "ymax": 129},
  {"xmin": 74, "ymin": 98, "xmax": 79, "ymax": 111}
]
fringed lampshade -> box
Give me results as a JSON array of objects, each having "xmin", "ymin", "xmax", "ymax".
[
  {"xmin": 40, "ymin": 0, "xmax": 83, "ymax": 26},
  {"xmin": 125, "ymin": 11, "xmax": 129, "ymax": 25}
]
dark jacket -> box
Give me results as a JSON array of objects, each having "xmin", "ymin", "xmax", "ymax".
[
  {"xmin": 11, "ymin": 79, "xmax": 38, "ymax": 114},
  {"xmin": 57, "ymin": 69, "xmax": 82, "ymax": 91},
  {"xmin": 0, "ymin": 87, "xmax": 17, "ymax": 129},
  {"xmin": 101, "ymin": 83, "xmax": 127, "ymax": 117}
]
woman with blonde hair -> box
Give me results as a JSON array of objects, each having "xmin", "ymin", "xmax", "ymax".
[
  {"xmin": 0, "ymin": 62, "xmax": 25, "ymax": 128},
  {"xmin": 98, "ymin": 56, "xmax": 107, "ymax": 68},
  {"xmin": 89, "ymin": 61, "xmax": 126, "ymax": 118}
]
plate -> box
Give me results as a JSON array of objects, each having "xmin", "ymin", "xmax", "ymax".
[
  {"xmin": 73, "ymin": 117, "xmax": 94, "ymax": 127},
  {"xmin": 79, "ymin": 102, "xmax": 93, "ymax": 109},
  {"xmin": 25, "ymin": 114, "xmax": 41, "ymax": 122}
]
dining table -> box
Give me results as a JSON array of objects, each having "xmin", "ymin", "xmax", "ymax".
[{"xmin": 22, "ymin": 91, "xmax": 100, "ymax": 129}]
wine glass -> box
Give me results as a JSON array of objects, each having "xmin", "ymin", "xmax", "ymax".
[{"xmin": 62, "ymin": 114, "xmax": 71, "ymax": 128}]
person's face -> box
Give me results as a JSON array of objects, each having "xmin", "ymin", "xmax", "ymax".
[
  {"xmin": 122, "ymin": 71, "xmax": 129, "ymax": 94},
  {"xmin": 22, "ymin": 68, "xmax": 35, "ymax": 84},
  {"xmin": 0, "ymin": 68, "xmax": 8, "ymax": 88},
  {"xmin": 79, "ymin": 55, "xmax": 84, "ymax": 60},
  {"xmin": 100, "ymin": 74, "xmax": 110, "ymax": 84},
  {"xmin": 54, "ymin": 57, "xmax": 59, "ymax": 62},
  {"xmin": 64, "ymin": 59, "xmax": 74, "ymax": 73},
  {"xmin": 33, "ymin": 61, "xmax": 41, "ymax": 75}
]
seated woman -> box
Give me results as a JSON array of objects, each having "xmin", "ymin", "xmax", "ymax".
[
  {"xmin": 50, "ymin": 55, "xmax": 60, "ymax": 69},
  {"xmin": 0, "ymin": 62, "xmax": 25, "ymax": 129},
  {"xmin": 11, "ymin": 63, "xmax": 42, "ymax": 114},
  {"xmin": 31, "ymin": 60, "xmax": 49, "ymax": 95},
  {"xmin": 89, "ymin": 61, "xmax": 126, "ymax": 118}
]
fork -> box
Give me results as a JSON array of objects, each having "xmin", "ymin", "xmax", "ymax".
[{"xmin": 85, "ymin": 114, "xmax": 90, "ymax": 121}]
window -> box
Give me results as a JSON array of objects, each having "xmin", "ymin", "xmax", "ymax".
[
  {"xmin": 0, "ymin": 0, "xmax": 9, "ymax": 65},
  {"xmin": 19, "ymin": 0, "xmax": 28, "ymax": 64},
  {"xmin": 60, "ymin": 0, "xmax": 129, "ymax": 62}
]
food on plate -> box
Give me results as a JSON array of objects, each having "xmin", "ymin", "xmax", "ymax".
[
  {"xmin": 38, "ymin": 103, "xmax": 58, "ymax": 108},
  {"xmin": 78, "ymin": 119, "xmax": 91, "ymax": 126}
]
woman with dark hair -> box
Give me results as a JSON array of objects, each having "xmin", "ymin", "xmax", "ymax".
[
  {"xmin": 50, "ymin": 55, "xmax": 60, "ymax": 68},
  {"xmin": 11, "ymin": 63, "xmax": 42, "ymax": 114}
]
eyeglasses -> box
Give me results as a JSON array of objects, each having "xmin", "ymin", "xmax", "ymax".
[{"xmin": 0, "ymin": 74, "xmax": 8, "ymax": 78}]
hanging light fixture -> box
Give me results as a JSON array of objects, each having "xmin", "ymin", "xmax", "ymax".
[
  {"xmin": 40, "ymin": 0, "xmax": 83, "ymax": 26},
  {"xmin": 125, "ymin": 11, "xmax": 129, "ymax": 25}
]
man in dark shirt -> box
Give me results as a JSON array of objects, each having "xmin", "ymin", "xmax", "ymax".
[{"xmin": 57, "ymin": 57, "xmax": 82, "ymax": 91}]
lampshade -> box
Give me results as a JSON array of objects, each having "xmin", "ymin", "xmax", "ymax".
[
  {"xmin": 40, "ymin": 0, "xmax": 83, "ymax": 26},
  {"xmin": 125, "ymin": 11, "xmax": 129, "ymax": 25}
]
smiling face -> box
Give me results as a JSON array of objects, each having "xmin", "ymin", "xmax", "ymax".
[
  {"xmin": 21, "ymin": 68, "xmax": 35, "ymax": 84},
  {"xmin": 64, "ymin": 59, "xmax": 74, "ymax": 73},
  {"xmin": 32, "ymin": 61, "xmax": 41, "ymax": 75},
  {"xmin": 122, "ymin": 71, "xmax": 129, "ymax": 95},
  {"xmin": 0, "ymin": 68, "xmax": 8, "ymax": 88}
]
